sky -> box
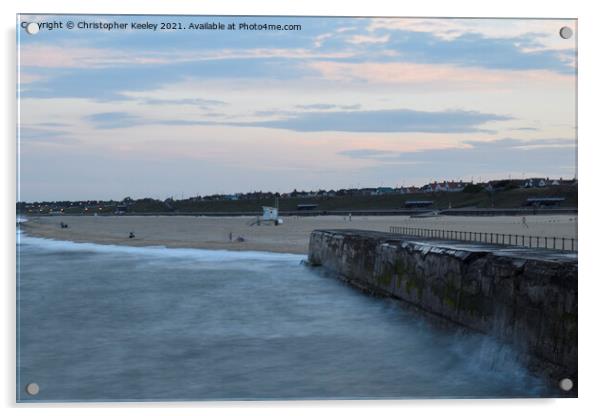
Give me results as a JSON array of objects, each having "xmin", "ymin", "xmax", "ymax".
[{"xmin": 17, "ymin": 15, "xmax": 577, "ymax": 201}]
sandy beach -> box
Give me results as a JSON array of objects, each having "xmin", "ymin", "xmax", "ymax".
[{"xmin": 20, "ymin": 214, "xmax": 578, "ymax": 254}]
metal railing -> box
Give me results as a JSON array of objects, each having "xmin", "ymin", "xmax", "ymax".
[{"xmin": 389, "ymin": 226, "xmax": 577, "ymax": 252}]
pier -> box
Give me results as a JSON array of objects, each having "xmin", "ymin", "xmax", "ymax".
[{"xmin": 308, "ymin": 229, "xmax": 577, "ymax": 393}]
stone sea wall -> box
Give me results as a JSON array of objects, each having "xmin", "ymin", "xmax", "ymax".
[{"xmin": 308, "ymin": 229, "xmax": 577, "ymax": 385}]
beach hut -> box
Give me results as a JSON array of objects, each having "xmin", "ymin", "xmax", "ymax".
[
  {"xmin": 262, "ymin": 206, "xmax": 278, "ymax": 221},
  {"xmin": 261, "ymin": 206, "xmax": 283, "ymax": 225}
]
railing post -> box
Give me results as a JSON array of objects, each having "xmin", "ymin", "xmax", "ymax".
[
  {"xmin": 545, "ymin": 237, "xmax": 548, "ymax": 249},
  {"xmin": 571, "ymin": 238, "xmax": 574, "ymax": 251},
  {"xmin": 562, "ymin": 238, "xmax": 565, "ymax": 251},
  {"xmin": 522, "ymin": 235, "xmax": 525, "ymax": 246},
  {"xmin": 529, "ymin": 236, "xmax": 532, "ymax": 248},
  {"xmin": 553, "ymin": 237, "xmax": 556, "ymax": 250}
]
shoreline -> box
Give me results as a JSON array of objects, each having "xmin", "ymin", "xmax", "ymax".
[
  {"xmin": 19, "ymin": 214, "xmax": 578, "ymax": 256},
  {"xmin": 18, "ymin": 229, "xmax": 306, "ymax": 261},
  {"xmin": 19, "ymin": 222, "xmax": 306, "ymax": 255}
]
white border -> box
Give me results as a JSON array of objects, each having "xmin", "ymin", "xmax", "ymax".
[{"xmin": 3, "ymin": 1, "xmax": 600, "ymax": 415}]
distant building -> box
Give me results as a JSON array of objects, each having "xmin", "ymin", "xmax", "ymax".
[
  {"xmin": 358, "ymin": 188, "xmax": 376, "ymax": 196},
  {"xmin": 445, "ymin": 181, "xmax": 467, "ymax": 192},
  {"xmin": 375, "ymin": 187, "xmax": 394, "ymax": 195},
  {"xmin": 422, "ymin": 181, "xmax": 466, "ymax": 193},
  {"xmin": 523, "ymin": 178, "xmax": 548, "ymax": 188}
]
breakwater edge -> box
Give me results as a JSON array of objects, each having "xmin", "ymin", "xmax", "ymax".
[{"xmin": 308, "ymin": 229, "xmax": 577, "ymax": 396}]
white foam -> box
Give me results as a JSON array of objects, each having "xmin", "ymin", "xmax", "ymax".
[{"xmin": 17, "ymin": 232, "xmax": 306, "ymax": 264}]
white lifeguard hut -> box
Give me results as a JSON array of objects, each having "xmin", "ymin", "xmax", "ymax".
[
  {"xmin": 262, "ymin": 206, "xmax": 279, "ymax": 221},
  {"xmin": 254, "ymin": 195, "xmax": 284, "ymax": 225}
]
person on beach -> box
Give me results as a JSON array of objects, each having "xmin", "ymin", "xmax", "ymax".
[{"xmin": 521, "ymin": 217, "xmax": 529, "ymax": 228}]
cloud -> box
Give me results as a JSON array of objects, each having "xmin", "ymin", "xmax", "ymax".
[
  {"xmin": 338, "ymin": 138, "xmax": 576, "ymax": 177},
  {"xmin": 19, "ymin": 44, "xmax": 356, "ymax": 69},
  {"xmin": 91, "ymin": 108, "xmax": 509, "ymax": 133},
  {"xmin": 306, "ymin": 61, "xmax": 570, "ymax": 87},
  {"xmin": 463, "ymin": 137, "xmax": 574, "ymax": 150},
  {"xmin": 366, "ymin": 18, "xmax": 575, "ymax": 52},
  {"xmin": 232, "ymin": 108, "xmax": 510, "ymax": 133},
  {"xmin": 142, "ymin": 97, "xmax": 227, "ymax": 109},
  {"xmin": 18, "ymin": 58, "xmax": 313, "ymax": 101},
  {"xmin": 382, "ymin": 30, "xmax": 575, "ymax": 74},
  {"xmin": 19, "ymin": 18, "xmax": 574, "ymax": 105},
  {"xmin": 295, "ymin": 103, "xmax": 337, "ymax": 110},
  {"xmin": 340, "ymin": 149, "xmax": 399, "ymax": 159},
  {"xmin": 85, "ymin": 112, "xmax": 143, "ymax": 129},
  {"xmin": 295, "ymin": 103, "xmax": 361, "ymax": 110},
  {"xmin": 510, "ymin": 127, "xmax": 540, "ymax": 132},
  {"xmin": 18, "ymin": 126, "xmax": 79, "ymax": 145},
  {"xmin": 347, "ymin": 34, "xmax": 390, "ymax": 44},
  {"xmin": 315, "ymin": 21, "xmax": 574, "ymax": 74}
]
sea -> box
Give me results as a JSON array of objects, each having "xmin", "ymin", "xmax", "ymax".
[{"xmin": 16, "ymin": 224, "xmax": 551, "ymax": 401}]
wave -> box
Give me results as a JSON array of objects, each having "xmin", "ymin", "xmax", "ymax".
[{"xmin": 17, "ymin": 232, "xmax": 306, "ymax": 264}]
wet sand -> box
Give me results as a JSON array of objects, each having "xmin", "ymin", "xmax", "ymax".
[{"xmin": 20, "ymin": 214, "xmax": 578, "ymax": 254}]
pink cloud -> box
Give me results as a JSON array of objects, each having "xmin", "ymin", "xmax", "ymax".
[
  {"xmin": 18, "ymin": 72, "xmax": 46, "ymax": 84},
  {"xmin": 19, "ymin": 44, "xmax": 356, "ymax": 69},
  {"xmin": 347, "ymin": 34, "xmax": 390, "ymax": 44},
  {"xmin": 307, "ymin": 61, "xmax": 571, "ymax": 87}
]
